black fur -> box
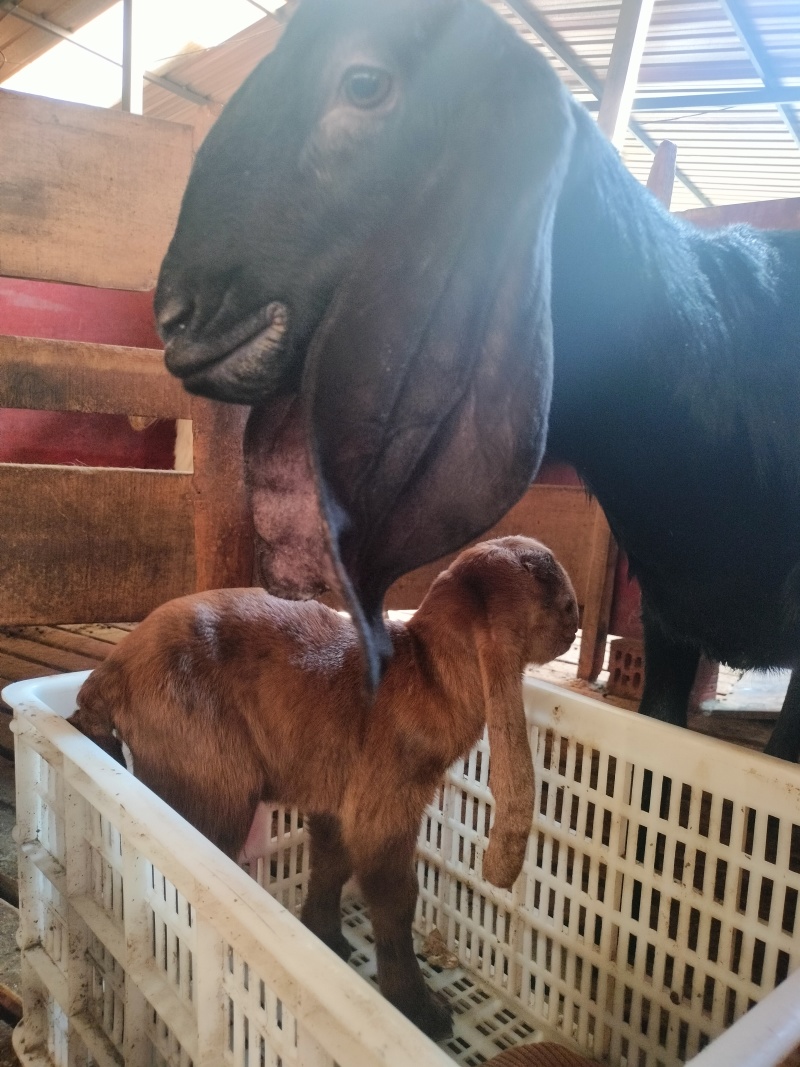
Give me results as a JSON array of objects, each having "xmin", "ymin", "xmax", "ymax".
[{"xmin": 155, "ymin": 0, "xmax": 800, "ymax": 757}]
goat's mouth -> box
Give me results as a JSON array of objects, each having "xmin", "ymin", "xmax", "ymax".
[{"xmin": 164, "ymin": 302, "xmax": 290, "ymax": 404}]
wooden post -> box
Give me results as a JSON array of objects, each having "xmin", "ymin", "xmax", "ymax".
[
  {"xmin": 577, "ymin": 505, "xmax": 619, "ymax": 682},
  {"xmin": 121, "ymin": 0, "xmax": 144, "ymax": 115},
  {"xmin": 597, "ymin": 0, "xmax": 656, "ymax": 147},
  {"xmin": 646, "ymin": 140, "xmax": 678, "ymax": 208},
  {"xmin": 190, "ymin": 398, "xmax": 255, "ymax": 592}
]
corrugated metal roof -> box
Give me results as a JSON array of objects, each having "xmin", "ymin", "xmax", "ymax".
[
  {"xmin": 492, "ymin": 0, "xmax": 800, "ymax": 209},
  {"xmin": 1, "ymin": 0, "xmax": 799, "ymax": 211},
  {"xmin": 137, "ymin": 18, "xmax": 284, "ymax": 123}
]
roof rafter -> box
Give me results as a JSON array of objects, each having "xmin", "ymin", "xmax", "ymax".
[
  {"xmin": 717, "ymin": 0, "xmax": 800, "ymax": 151},
  {"xmin": 503, "ymin": 0, "xmax": 713, "ymax": 207},
  {"xmin": 0, "ymin": 0, "xmax": 212, "ymax": 107},
  {"xmin": 585, "ymin": 87, "xmax": 800, "ymax": 112}
]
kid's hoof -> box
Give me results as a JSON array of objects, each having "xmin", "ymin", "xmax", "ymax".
[
  {"xmin": 400, "ymin": 994, "xmax": 453, "ymax": 1041},
  {"xmin": 325, "ymin": 931, "xmax": 354, "ymax": 961}
]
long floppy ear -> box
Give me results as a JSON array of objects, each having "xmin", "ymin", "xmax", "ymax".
[
  {"xmin": 301, "ymin": 14, "xmax": 576, "ymax": 687},
  {"xmin": 475, "ymin": 633, "xmax": 535, "ymax": 889}
]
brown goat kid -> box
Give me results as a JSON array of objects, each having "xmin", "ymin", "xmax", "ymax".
[{"xmin": 71, "ymin": 536, "xmax": 577, "ymax": 1039}]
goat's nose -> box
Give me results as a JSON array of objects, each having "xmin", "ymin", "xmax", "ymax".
[
  {"xmin": 157, "ymin": 294, "xmax": 194, "ymax": 342},
  {"xmin": 156, "ymin": 294, "xmax": 196, "ymax": 343}
]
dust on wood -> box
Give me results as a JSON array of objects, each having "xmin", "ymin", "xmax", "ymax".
[
  {"xmin": 0, "ymin": 465, "xmax": 194, "ymax": 624},
  {"xmin": 0, "ymin": 90, "xmax": 193, "ymax": 290}
]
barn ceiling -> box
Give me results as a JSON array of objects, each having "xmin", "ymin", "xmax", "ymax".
[
  {"xmin": 0, "ymin": 0, "xmax": 798, "ymax": 211},
  {"xmin": 0, "ymin": 0, "xmax": 117, "ymax": 81}
]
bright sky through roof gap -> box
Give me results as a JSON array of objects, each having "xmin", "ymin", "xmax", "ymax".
[{"xmin": 5, "ymin": 0, "xmax": 285, "ymax": 108}]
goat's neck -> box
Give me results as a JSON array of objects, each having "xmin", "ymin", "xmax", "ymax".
[{"xmin": 546, "ymin": 106, "xmax": 717, "ymax": 466}]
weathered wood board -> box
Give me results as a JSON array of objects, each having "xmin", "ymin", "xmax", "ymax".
[
  {"xmin": 681, "ymin": 197, "xmax": 800, "ymax": 231},
  {"xmin": 0, "ymin": 89, "xmax": 193, "ymax": 289},
  {"xmin": 190, "ymin": 397, "xmax": 255, "ymax": 592},
  {"xmin": 0, "ymin": 335, "xmax": 190, "ymax": 418},
  {"xmin": 0, "ymin": 465, "xmax": 195, "ymax": 623},
  {"xmin": 383, "ymin": 485, "xmax": 600, "ymax": 613}
]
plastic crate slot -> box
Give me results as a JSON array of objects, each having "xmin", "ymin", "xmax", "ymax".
[
  {"xmin": 775, "ymin": 949, "xmax": 791, "ymax": 986},
  {"xmin": 713, "ymin": 858, "xmax": 728, "ymax": 903},
  {"xmin": 742, "ymin": 809, "xmax": 757, "ymax": 857},
  {"xmin": 601, "ymin": 810, "xmax": 612, "ymax": 849},
  {"xmin": 687, "ymin": 908, "xmax": 700, "ymax": 953},
  {"xmin": 736, "ymin": 869, "xmax": 750, "ymax": 914},
  {"xmin": 692, "ymin": 849, "xmax": 707, "ymax": 893},
  {"xmin": 730, "ymin": 928, "xmax": 743, "ymax": 975},
  {"xmin": 659, "ymin": 779, "xmax": 672, "ymax": 821},
  {"xmin": 790, "ymin": 824, "xmax": 800, "ymax": 873},
  {"xmin": 782, "ymin": 885, "xmax": 798, "ymax": 934},
  {"xmin": 750, "ymin": 939, "xmax": 766, "ymax": 986},
  {"xmin": 663, "ymin": 954, "xmax": 675, "ymax": 992}
]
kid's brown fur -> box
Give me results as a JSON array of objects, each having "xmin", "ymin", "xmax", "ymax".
[{"xmin": 70, "ymin": 536, "xmax": 577, "ymax": 1038}]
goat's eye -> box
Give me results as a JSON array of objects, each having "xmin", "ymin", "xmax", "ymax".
[{"xmin": 342, "ymin": 66, "xmax": 392, "ymax": 109}]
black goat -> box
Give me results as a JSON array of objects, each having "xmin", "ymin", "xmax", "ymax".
[{"xmin": 155, "ymin": 0, "xmax": 800, "ymax": 760}]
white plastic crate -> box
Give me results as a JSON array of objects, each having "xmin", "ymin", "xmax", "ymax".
[{"xmin": 4, "ymin": 670, "xmax": 800, "ymax": 1067}]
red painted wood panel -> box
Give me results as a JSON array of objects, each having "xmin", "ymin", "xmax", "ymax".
[{"xmin": 0, "ymin": 278, "xmax": 175, "ymax": 469}]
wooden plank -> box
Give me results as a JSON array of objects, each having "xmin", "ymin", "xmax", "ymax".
[
  {"xmin": 0, "ymin": 654, "xmax": 54, "ymax": 683},
  {"xmin": 0, "ymin": 465, "xmax": 195, "ymax": 624},
  {"xmin": 0, "ymin": 625, "xmax": 117, "ymax": 661},
  {"xmin": 0, "ymin": 633, "xmax": 100, "ymax": 673},
  {"xmin": 384, "ymin": 485, "xmax": 599, "ymax": 611},
  {"xmin": 57, "ymin": 624, "xmax": 135, "ymax": 644},
  {"xmin": 0, "ymin": 89, "xmax": 193, "ymax": 289},
  {"xmin": 680, "ymin": 197, "xmax": 800, "ymax": 231},
  {"xmin": 597, "ymin": 0, "xmax": 657, "ymax": 147},
  {"xmin": 577, "ymin": 509, "xmax": 619, "ymax": 682},
  {"xmin": 0, "ymin": 335, "xmax": 191, "ymax": 419},
  {"xmin": 191, "ymin": 398, "xmax": 255, "ymax": 591}
]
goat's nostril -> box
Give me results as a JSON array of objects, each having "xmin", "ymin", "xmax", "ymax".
[{"xmin": 157, "ymin": 295, "xmax": 195, "ymax": 341}]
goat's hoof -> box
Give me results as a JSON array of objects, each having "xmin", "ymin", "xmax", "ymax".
[{"xmin": 402, "ymin": 995, "xmax": 454, "ymax": 1041}]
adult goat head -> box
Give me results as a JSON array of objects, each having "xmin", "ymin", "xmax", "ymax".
[{"xmin": 156, "ymin": 0, "xmax": 574, "ymax": 685}]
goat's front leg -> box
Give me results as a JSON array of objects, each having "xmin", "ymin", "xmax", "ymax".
[
  {"xmin": 301, "ymin": 813, "xmax": 354, "ymax": 961},
  {"xmin": 764, "ymin": 668, "xmax": 800, "ymax": 762},
  {"xmin": 638, "ymin": 608, "xmax": 700, "ymax": 727},
  {"xmin": 354, "ymin": 835, "xmax": 453, "ymax": 1041}
]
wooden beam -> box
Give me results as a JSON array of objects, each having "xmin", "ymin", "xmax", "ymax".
[
  {"xmin": 681, "ymin": 197, "xmax": 800, "ymax": 231},
  {"xmin": 0, "ymin": 336, "xmax": 191, "ymax": 419},
  {"xmin": 190, "ymin": 399, "xmax": 255, "ymax": 592},
  {"xmin": 587, "ymin": 86, "xmax": 800, "ymax": 111},
  {"xmin": 597, "ymin": 0, "xmax": 657, "ymax": 148}
]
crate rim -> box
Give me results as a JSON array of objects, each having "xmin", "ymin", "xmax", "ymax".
[{"xmin": 4, "ymin": 670, "xmax": 800, "ymax": 1067}]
